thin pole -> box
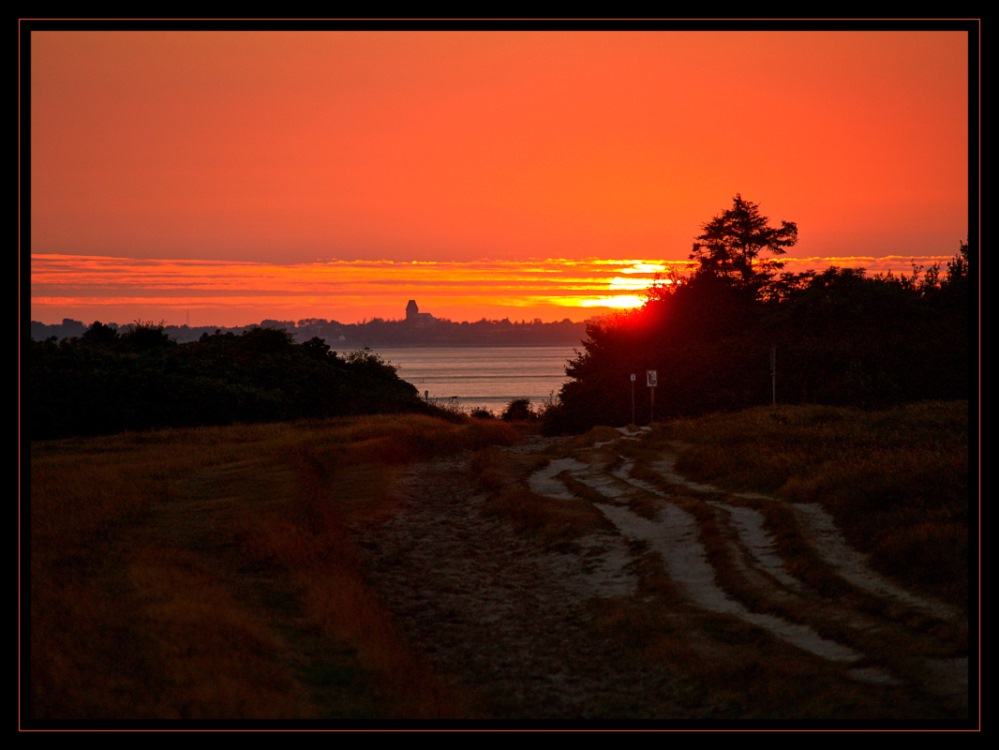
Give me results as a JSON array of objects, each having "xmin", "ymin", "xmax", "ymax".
[
  {"xmin": 770, "ymin": 346, "xmax": 776, "ymax": 407},
  {"xmin": 631, "ymin": 378, "xmax": 635, "ymax": 425}
]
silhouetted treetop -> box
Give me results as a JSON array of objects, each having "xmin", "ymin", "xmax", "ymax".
[
  {"xmin": 690, "ymin": 194, "xmax": 798, "ymax": 291},
  {"xmin": 543, "ymin": 201, "xmax": 967, "ymax": 433}
]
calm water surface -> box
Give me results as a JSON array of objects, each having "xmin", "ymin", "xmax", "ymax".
[{"xmin": 373, "ymin": 346, "xmax": 579, "ymax": 414}]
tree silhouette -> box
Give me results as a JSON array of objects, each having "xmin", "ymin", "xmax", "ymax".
[
  {"xmin": 545, "ymin": 198, "xmax": 967, "ymax": 433},
  {"xmin": 28, "ymin": 324, "xmax": 444, "ymax": 439},
  {"xmin": 690, "ymin": 194, "xmax": 798, "ymax": 291}
]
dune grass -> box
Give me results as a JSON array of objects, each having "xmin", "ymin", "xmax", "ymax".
[
  {"xmin": 470, "ymin": 445, "xmax": 608, "ymax": 547},
  {"xmin": 27, "ymin": 414, "xmax": 518, "ymax": 722},
  {"xmin": 642, "ymin": 401, "xmax": 971, "ymax": 610},
  {"xmin": 27, "ymin": 402, "xmax": 970, "ymax": 723},
  {"xmin": 480, "ymin": 402, "xmax": 970, "ymax": 719}
]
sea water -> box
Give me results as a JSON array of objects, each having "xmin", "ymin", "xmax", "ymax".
[{"xmin": 372, "ymin": 345, "xmax": 579, "ymax": 415}]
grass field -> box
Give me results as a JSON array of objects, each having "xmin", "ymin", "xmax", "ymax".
[
  {"xmin": 644, "ymin": 401, "xmax": 971, "ymax": 609},
  {"xmin": 27, "ymin": 414, "xmax": 519, "ymax": 721},
  {"xmin": 25, "ymin": 401, "xmax": 971, "ymax": 724}
]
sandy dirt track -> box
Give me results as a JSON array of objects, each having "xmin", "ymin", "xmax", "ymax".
[{"xmin": 349, "ymin": 429, "xmax": 969, "ymax": 722}]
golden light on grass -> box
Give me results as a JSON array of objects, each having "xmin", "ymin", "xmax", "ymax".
[
  {"xmin": 28, "ymin": 401, "xmax": 970, "ymax": 721},
  {"xmin": 28, "ymin": 415, "xmax": 519, "ymax": 720},
  {"xmin": 650, "ymin": 401, "xmax": 970, "ymax": 609}
]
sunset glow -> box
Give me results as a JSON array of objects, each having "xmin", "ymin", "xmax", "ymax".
[
  {"xmin": 29, "ymin": 252, "xmax": 958, "ymax": 327},
  {"xmin": 28, "ymin": 254, "xmax": 693, "ymax": 325},
  {"xmin": 25, "ymin": 24, "xmax": 972, "ymax": 328}
]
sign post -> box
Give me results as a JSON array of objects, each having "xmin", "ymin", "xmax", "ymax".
[
  {"xmin": 646, "ymin": 370, "xmax": 657, "ymax": 424},
  {"xmin": 630, "ymin": 373, "xmax": 636, "ymax": 425}
]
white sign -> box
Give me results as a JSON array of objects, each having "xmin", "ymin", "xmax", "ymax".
[
  {"xmin": 646, "ymin": 370, "xmax": 658, "ymax": 388},
  {"xmin": 630, "ymin": 373, "xmax": 636, "ymax": 382}
]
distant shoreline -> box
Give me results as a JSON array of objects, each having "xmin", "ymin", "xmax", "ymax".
[
  {"xmin": 365, "ymin": 342, "xmax": 583, "ymax": 349},
  {"xmin": 30, "ymin": 316, "xmax": 589, "ymax": 348}
]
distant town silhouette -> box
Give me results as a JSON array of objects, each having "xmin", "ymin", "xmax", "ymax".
[{"xmin": 31, "ymin": 300, "xmax": 588, "ymax": 348}]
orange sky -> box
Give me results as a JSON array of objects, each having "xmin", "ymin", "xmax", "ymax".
[{"xmin": 26, "ymin": 24, "xmax": 972, "ymax": 327}]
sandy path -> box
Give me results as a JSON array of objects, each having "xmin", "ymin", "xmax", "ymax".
[
  {"xmin": 349, "ymin": 454, "xmax": 681, "ymax": 720},
  {"xmin": 552, "ymin": 435, "xmax": 967, "ymax": 701},
  {"xmin": 349, "ymin": 430, "xmax": 968, "ymax": 720}
]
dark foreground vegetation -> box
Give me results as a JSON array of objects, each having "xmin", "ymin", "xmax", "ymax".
[
  {"xmin": 27, "ymin": 403, "xmax": 969, "ymax": 723},
  {"xmin": 646, "ymin": 402, "xmax": 970, "ymax": 610},
  {"xmin": 28, "ymin": 415, "xmax": 522, "ymax": 722},
  {"xmin": 29, "ymin": 325, "xmax": 448, "ymax": 440},
  {"xmin": 544, "ymin": 196, "xmax": 971, "ymax": 434}
]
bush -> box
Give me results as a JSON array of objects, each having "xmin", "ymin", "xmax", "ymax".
[
  {"xmin": 29, "ymin": 325, "xmax": 429, "ymax": 439},
  {"xmin": 501, "ymin": 398, "xmax": 535, "ymax": 422}
]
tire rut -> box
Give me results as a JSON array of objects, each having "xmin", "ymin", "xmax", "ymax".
[
  {"xmin": 348, "ymin": 431, "xmax": 969, "ymax": 720},
  {"xmin": 348, "ymin": 452, "xmax": 687, "ymax": 720}
]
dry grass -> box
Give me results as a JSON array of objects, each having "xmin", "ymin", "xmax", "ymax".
[
  {"xmin": 471, "ymin": 447, "xmax": 608, "ymax": 546},
  {"xmin": 27, "ymin": 414, "xmax": 515, "ymax": 722},
  {"xmin": 514, "ymin": 403, "xmax": 970, "ymax": 720},
  {"xmin": 28, "ymin": 403, "xmax": 971, "ymax": 724},
  {"xmin": 585, "ymin": 590, "xmax": 940, "ymax": 720},
  {"xmin": 647, "ymin": 401, "xmax": 970, "ymax": 609},
  {"xmin": 126, "ymin": 545, "xmax": 309, "ymax": 720}
]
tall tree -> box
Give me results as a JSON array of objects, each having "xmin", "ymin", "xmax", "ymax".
[{"xmin": 690, "ymin": 194, "xmax": 798, "ymax": 291}]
